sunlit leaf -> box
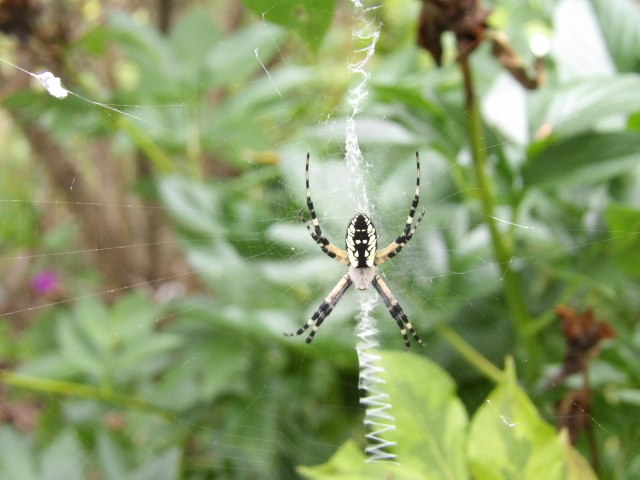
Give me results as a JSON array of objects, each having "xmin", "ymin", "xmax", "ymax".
[
  {"xmin": 541, "ymin": 76, "xmax": 640, "ymax": 137},
  {"xmin": 590, "ymin": 0, "xmax": 640, "ymax": 73},
  {"xmin": 300, "ymin": 350, "xmax": 468, "ymax": 479},
  {"xmin": 467, "ymin": 359, "xmax": 597, "ymax": 480},
  {"xmin": 379, "ymin": 350, "xmax": 468, "ymax": 478}
]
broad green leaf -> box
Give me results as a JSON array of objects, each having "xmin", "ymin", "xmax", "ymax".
[
  {"xmin": 378, "ymin": 350, "xmax": 468, "ymax": 479},
  {"xmin": 590, "ymin": 0, "xmax": 640, "ymax": 73},
  {"xmin": 467, "ymin": 359, "xmax": 597, "ymax": 480},
  {"xmin": 541, "ymin": 76, "xmax": 640, "ymax": 137},
  {"xmin": 523, "ymin": 131, "xmax": 640, "ymax": 188},
  {"xmin": 299, "ymin": 439, "xmax": 423, "ymax": 480},
  {"xmin": 563, "ymin": 430, "xmax": 600, "ymax": 480},
  {"xmin": 41, "ymin": 430, "xmax": 85, "ymax": 480},
  {"xmin": 605, "ymin": 204, "xmax": 640, "ymax": 278},
  {"xmin": 300, "ymin": 350, "xmax": 468, "ymax": 479},
  {"xmin": 242, "ymin": 0, "xmax": 336, "ymax": 51},
  {"xmin": 552, "ymin": 0, "xmax": 615, "ymax": 79}
]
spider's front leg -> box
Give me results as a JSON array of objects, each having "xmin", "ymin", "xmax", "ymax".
[
  {"xmin": 375, "ymin": 152, "xmax": 426, "ymax": 266},
  {"xmin": 283, "ymin": 273, "xmax": 353, "ymax": 343},
  {"xmin": 299, "ymin": 153, "xmax": 350, "ymax": 265}
]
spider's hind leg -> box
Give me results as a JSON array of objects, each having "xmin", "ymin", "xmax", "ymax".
[
  {"xmin": 372, "ymin": 273, "xmax": 423, "ymax": 348},
  {"xmin": 283, "ymin": 274, "xmax": 353, "ymax": 343}
]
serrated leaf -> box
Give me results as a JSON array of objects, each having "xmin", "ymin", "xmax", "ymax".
[
  {"xmin": 111, "ymin": 294, "xmax": 163, "ymax": 340},
  {"xmin": 242, "ymin": 0, "xmax": 335, "ymax": 51},
  {"xmin": 300, "ymin": 350, "xmax": 468, "ymax": 479},
  {"xmin": 378, "ymin": 350, "xmax": 468, "ymax": 479},
  {"xmin": 523, "ymin": 131, "xmax": 640, "ymax": 188},
  {"xmin": 55, "ymin": 308, "xmax": 104, "ymax": 379},
  {"xmin": 467, "ymin": 359, "xmax": 597, "ymax": 480}
]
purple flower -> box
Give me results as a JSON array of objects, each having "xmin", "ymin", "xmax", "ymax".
[{"xmin": 31, "ymin": 270, "xmax": 59, "ymax": 295}]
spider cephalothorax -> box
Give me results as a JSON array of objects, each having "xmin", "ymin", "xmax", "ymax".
[{"xmin": 284, "ymin": 153, "xmax": 426, "ymax": 347}]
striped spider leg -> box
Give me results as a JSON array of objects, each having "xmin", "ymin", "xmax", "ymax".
[
  {"xmin": 375, "ymin": 151, "xmax": 426, "ymax": 266},
  {"xmin": 284, "ymin": 153, "xmax": 425, "ymax": 347}
]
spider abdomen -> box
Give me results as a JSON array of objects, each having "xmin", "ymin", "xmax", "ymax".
[{"xmin": 345, "ymin": 214, "xmax": 377, "ymax": 269}]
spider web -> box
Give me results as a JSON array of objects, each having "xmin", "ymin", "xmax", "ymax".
[{"xmin": 0, "ymin": 0, "xmax": 637, "ymax": 478}]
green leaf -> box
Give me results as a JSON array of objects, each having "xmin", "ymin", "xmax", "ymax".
[
  {"xmin": 205, "ymin": 23, "xmax": 285, "ymax": 89},
  {"xmin": 541, "ymin": 76, "xmax": 640, "ymax": 137},
  {"xmin": 590, "ymin": 0, "xmax": 640, "ymax": 73},
  {"xmin": 242, "ymin": 0, "xmax": 336, "ymax": 51},
  {"xmin": 130, "ymin": 448, "xmax": 180, "ymax": 480},
  {"xmin": 158, "ymin": 176, "xmax": 225, "ymax": 238},
  {"xmin": 523, "ymin": 131, "xmax": 640, "ymax": 187},
  {"xmin": 107, "ymin": 12, "xmax": 174, "ymax": 90},
  {"xmin": 605, "ymin": 204, "xmax": 640, "ymax": 278},
  {"xmin": 0, "ymin": 427, "xmax": 36, "ymax": 480},
  {"xmin": 97, "ymin": 432, "xmax": 128, "ymax": 480},
  {"xmin": 381, "ymin": 350, "xmax": 468, "ymax": 478},
  {"xmin": 467, "ymin": 359, "xmax": 597, "ymax": 480},
  {"xmin": 55, "ymin": 301, "xmax": 109, "ymax": 379},
  {"xmin": 169, "ymin": 7, "xmax": 221, "ymax": 79},
  {"xmin": 41, "ymin": 430, "xmax": 85, "ymax": 480},
  {"xmin": 300, "ymin": 350, "xmax": 468, "ymax": 479},
  {"xmin": 299, "ymin": 439, "xmax": 423, "ymax": 480}
]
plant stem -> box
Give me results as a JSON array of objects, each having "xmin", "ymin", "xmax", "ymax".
[
  {"xmin": 458, "ymin": 54, "xmax": 533, "ymax": 368},
  {"xmin": 436, "ymin": 324, "xmax": 503, "ymax": 383},
  {"xmin": 0, "ymin": 370, "xmax": 175, "ymax": 419}
]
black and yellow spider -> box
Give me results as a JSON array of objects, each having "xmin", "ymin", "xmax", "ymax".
[{"xmin": 284, "ymin": 152, "xmax": 426, "ymax": 347}]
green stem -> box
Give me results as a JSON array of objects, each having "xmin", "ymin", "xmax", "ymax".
[
  {"xmin": 117, "ymin": 116, "xmax": 175, "ymax": 173},
  {"xmin": 458, "ymin": 55, "xmax": 533, "ymax": 364},
  {"xmin": 0, "ymin": 370, "xmax": 175, "ymax": 419},
  {"xmin": 436, "ymin": 324, "xmax": 503, "ymax": 383}
]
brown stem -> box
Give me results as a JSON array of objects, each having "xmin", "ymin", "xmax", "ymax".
[{"xmin": 582, "ymin": 369, "xmax": 600, "ymax": 472}]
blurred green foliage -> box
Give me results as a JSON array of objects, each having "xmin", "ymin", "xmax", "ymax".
[{"xmin": 0, "ymin": 0, "xmax": 639, "ymax": 479}]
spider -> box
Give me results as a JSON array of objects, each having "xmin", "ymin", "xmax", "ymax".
[{"xmin": 284, "ymin": 152, "xmax": 426, "ymax": 347}]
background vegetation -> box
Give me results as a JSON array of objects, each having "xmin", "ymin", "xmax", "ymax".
[{"xmin": 0, "ymin": 0, "xmax": 639, "ymax": 478}]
